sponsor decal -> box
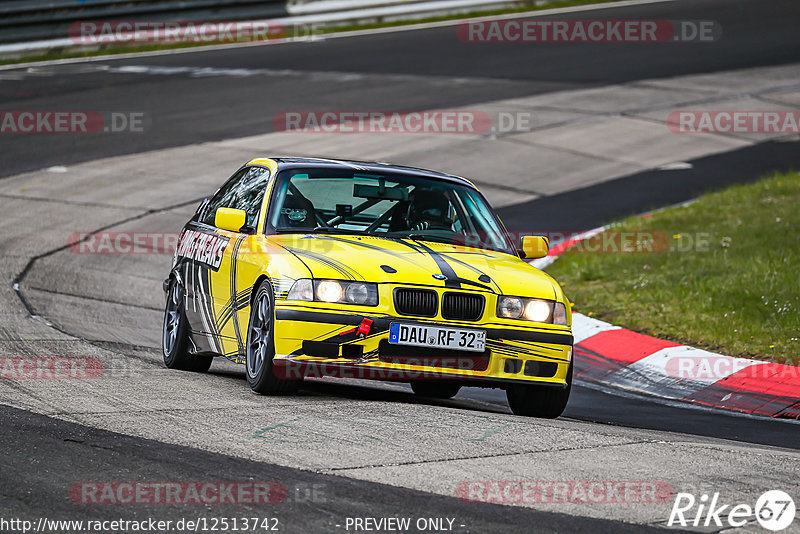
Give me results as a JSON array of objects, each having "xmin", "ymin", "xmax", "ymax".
[
  {"xmin": 176, "ymin": 230, "xmax": 230, "ymax": 271},
  {"xmin": 280, "ymin": 207, "xmax": 308, "ymax": 222}
]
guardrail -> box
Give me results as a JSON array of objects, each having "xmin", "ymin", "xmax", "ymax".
[
  {"xmin": 0, "ymin": 0, "xmax": 524, "ymax": 47},
  {"xmin": 0, "ymin": 0, "xmax": 289, "ymax": 44}
]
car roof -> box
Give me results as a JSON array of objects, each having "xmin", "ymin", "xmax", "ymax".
[{"xmin": 248, "ymin": 157, "xmax": 477, "ymax": 189}]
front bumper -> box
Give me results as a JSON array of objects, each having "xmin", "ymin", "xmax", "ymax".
[{"xmin": 272, "ymin": 305, "xmax": 573, "ymax": 388}]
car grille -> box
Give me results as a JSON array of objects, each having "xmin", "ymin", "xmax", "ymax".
[
  {"xmin": 394, "ymin": 288, "xmax": 437, "ymax": 317},
  {"xmin": 441, "ymin": 292, "xmax": 485, "ymax": 321}
]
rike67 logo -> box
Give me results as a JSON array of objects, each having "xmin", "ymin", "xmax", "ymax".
[{"xmin": 669, "ymin": 490, "xmax": 796, "ymax": 531}]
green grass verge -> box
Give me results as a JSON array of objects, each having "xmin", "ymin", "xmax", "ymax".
[
  {"xmin": 548, "ymin": 171, "xmax": 800, "ymax": 364},
  {"xmin": 0, "ymin": 0, "xmax": 623, "ymax": 66}
]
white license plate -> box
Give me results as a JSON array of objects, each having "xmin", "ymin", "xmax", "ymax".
[{"xmin": 388, "ymin": 323, "xmax": 486, "ymax": 352}]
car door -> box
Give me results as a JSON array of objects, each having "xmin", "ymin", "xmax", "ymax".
[
  {"xmin": 177, "ymin": 166, "xmax": 270, "ymax": 357},
  {"xmin": 205, "ymin": 166, "xmax": 272, "ymax": 359},
  {"xmin": 177, "ymin": 166, "xmax": 248, "ymax": 355}
]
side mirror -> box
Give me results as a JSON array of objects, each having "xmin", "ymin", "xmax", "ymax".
[
  {"xmin": 520, "ymin": 235, "xmax": 549, "ymax": 259},
  {"xmin": 215, "ymin": 207, "xmax": 247, "ymax": 233}
]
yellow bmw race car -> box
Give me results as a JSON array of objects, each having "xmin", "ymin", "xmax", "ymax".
[{"xmin": 162, "ymin": 157, "xmax": 574, "ymax": 417}]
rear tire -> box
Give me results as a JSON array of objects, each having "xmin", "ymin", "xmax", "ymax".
[
  {"xmin": 246, "ymin": 280, "xmax": 300, "ymax": 395},
  {"xmin": 162, "ymin": 281, "xmax": 213, "ymax": 373},
  {"xmin": 410, "ymin": 381, "xmax": 461, "ymax": 399},
  {"xmin": 506, "ymin": 363, "xmax": 572, "ymax": 418}
]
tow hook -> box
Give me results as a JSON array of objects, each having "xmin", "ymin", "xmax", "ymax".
[{"xmin": 356, "ymin": 318, "xmax": 373, "ymax": 338}]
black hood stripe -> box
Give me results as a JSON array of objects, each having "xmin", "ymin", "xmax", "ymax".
[
  {"xmin": 311, "ymin": 235, "xmax": 424, "ymax": 268},
  {"xmin": 438, "ymin": 252, "xmax": 501, "ymax": 294},
  {"xmin": 394, "ymin": 239, "xmax": 462, "ymax": 289},
  {"xmin": 284, "ymin": 246, "xmax": 361, "ymax": 280}
]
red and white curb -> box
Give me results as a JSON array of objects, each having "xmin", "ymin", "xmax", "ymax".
[
  {"xmin": 529, "ymin": 228, "xmax": 800, "ymax": 420},
  {"xmin": 530, "ymin": 226, "xmax": 607, "ymax": 271},
  {"xmin": 570, "ymin": 313, "xmax": 800, "ymax": 419}
]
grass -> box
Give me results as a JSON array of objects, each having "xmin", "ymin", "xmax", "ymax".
[
  {"xmin": 547, "ymin": 171, "xmax": 800, "ymax": 364},
  {"xmin": 0, "ymin": 0, "xmax": 623, "ymax": 66}
]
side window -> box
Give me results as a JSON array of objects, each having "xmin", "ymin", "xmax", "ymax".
[
  {"xmin": 201, "ymin": 168, "xmax": 248, "ymax": 226},
  {"xmin": 231, "ymin": 167, "xmax": 271, "ymax": 226},
  {"xmin": 201, "ymin": 166, "xmax": 270, "ymax": 227}
]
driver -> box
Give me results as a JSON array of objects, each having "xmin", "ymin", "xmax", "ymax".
[{"xmin": 406, "ymin": 189, "xmax": 452, "ymax": 231}]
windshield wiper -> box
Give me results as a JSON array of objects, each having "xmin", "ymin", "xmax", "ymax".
[
  {"xmin": 404, "ymin": 233, "xmax": 511, "ymax": 254},
  {"xmin": 275, "ymin": 226, "xmax": 363, "ymax": 235},
  {"xmin": 405, "ymin": 233, "xmax": 455, "ymax": 246}
]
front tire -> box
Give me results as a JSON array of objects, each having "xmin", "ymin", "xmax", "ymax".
[
  {"xmin": 246, "ymin": 280, "xmax": 300, "ymax": 395},
  {"xmin": 162, "ymin": 281, "xmax": 213, "ymax": 372},
  {"xmin": 506, "ymin": 363, "xmax": 572, "ymax": 418},
  {"xmin": 410, "ymin": 381, "xmax": 461, "ymax": 399}
]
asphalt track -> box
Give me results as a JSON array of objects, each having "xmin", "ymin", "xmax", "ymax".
[
  {"xmin": 1, "ymin": 0, "xmax": 800, "ymax": 532},
  {"xmin": 497, "ymin": 138, "xmax": 800, "ymax": 233},
  {"xmin": 1, "ymin": 0, "xmax": 800, "ymax": 177},
  {"xmin": 1, "ymin": 404, "xmax": 658, "ymax": 534}
]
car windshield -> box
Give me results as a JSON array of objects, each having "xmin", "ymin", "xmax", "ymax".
[{"xmin": 267, "ymin": 168, "xmax": 515, "ymax": 255}]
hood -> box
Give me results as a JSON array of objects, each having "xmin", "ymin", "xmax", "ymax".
[{"xmin": 269, "ymin": 234, "xmax": 560, "ymax": 300}]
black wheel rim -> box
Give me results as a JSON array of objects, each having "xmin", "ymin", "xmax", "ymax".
[
  {"xmin": 248, "ymin": 293, "xmax": 271, "ymax": 377},
  {"xmin": 163, "ymin": 283, "xmax": 181, "ymax": 356}
]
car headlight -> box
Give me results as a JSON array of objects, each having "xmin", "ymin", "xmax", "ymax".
[
  {"xmin": 345, "ymin": 282, "xmax": 371, "ymax": 304},
  {"xmin": 553, "ymin": 302, "xmax": 568, "ymax": 325},
  {"xmin": 524, "ymin": 299, "xmax": 551, "ymax": 322},
  {"xmin": 498, "ymin": 296, "xmax": 524, "ymax": 318},
  {"xmin": 287, "ymin": 279, "xmax": 313, "ymax": 301},
  {"xmin": 498, "ymin": 296, "xmax": 567, "ymax": 325},
  {"xmin": 317, "ymin": 280, "xmax": 378, "ymax": 305},
  {"xmin": 287, "ymin": 279, "xmax": 378, "ymax": 306},
  {"xmin": 316, "ymin": 280, "xmax": 343, "ymax": 303}
]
